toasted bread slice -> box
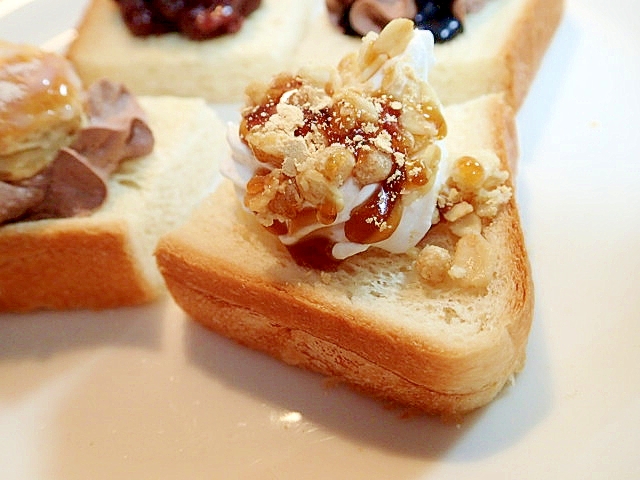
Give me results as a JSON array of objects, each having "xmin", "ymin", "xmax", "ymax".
[
  {"xmin": 0, "ymin": 97, "xmax": 223, "ymax": 312},
  {"xmin": 154, "ymin": 93, "xmax": 533, "ymax": 416},
  {"xmin": 296, "ymin": 0, "xmax": 564, "ymax": 109}
]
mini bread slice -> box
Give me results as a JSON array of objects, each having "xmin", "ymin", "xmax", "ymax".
[
  {"xmin": 0, "ymin": 97, "xmax": 224, "ymax": 312},
  {"xmin": 154, "ymin": 93, "xmax": 533, "ymax": 416},
  {"xmin": 295, "ymin": 0, "xmax": 564, "ymax": 109},
  {"xmin": 67, "ymin": 0, "xmax": 317, "ymax": 103}
]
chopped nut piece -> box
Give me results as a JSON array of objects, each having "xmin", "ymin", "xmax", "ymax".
[
  {"xmin": 448, "ymin": 233, "xmax": 495, "ymax": 288},
  {"xmin": 352, "ymin": 19, "xmax": 414, "ymax": 83},
  {"xmin": 436, "ymin": 150, "xmax": 512, "ymax": 229},
  {"xmin": 372, "ymin": 17, "xmax": 414, "ymax": 58},
  {"xmin": 401, "ymin": 105, "xmax": 439, "ymax": 137},
  {"xmin": 316, "ymin": 145, "xmax": 356, "ymax": 183},
  {"xmin": 297, "ymin": 168, "xmax": 340, "ymax": 208},
  {"xmin": 475, "ymin": 184, "xmax": 512, "ymax": 218},
  {"xmin": 337, "ymin": 89, "xmax": 380, "ymax": 123},
  {"xmin": 443, "ymin": 201, "xmax": 473, "ymax": 222},
  {"xmin": 449, "ymin": 212, "xmax": 482, "ymax": 237}
]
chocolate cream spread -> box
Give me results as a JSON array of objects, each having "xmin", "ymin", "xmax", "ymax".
[
  {"xmin": 0, "ymin": 80, "xmax": 154, "ymax": 225},
  {"xmin": 327, "ymin": 0, "xmax": 489, "ymax": 42}
]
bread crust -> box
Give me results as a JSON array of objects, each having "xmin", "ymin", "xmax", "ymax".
[
  {"xmin": 0, "ymin": 97, "xmax": 223, "ymax": 312},
  {"xmin": 0, "ymin": 219, "xmax": 154, "ymax": 311},
  {"xmin": 431, "ymin": 0, "xmax": 565, "ymax": 109},
  {"xmin": 498, "ymin": 0, "xmax": 565, "ymax": 109},
  {"xmin": 155, "ymin": 94, "xmax": 534, "ymax": 416}
]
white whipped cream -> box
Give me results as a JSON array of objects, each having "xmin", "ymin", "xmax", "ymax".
[{"xmin": 222, "ymin": 23, "xmax": 449, "ymax": 260}]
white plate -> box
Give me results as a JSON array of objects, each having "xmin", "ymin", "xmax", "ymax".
[{"xmin": 1, "ymin": 1, "xmax": 640, "ymax": 478}]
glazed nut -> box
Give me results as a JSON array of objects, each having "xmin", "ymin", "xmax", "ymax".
[
  {"xmin": 245, "ymin": 130, "xmax": 287, "ymax": 167},
  {"xmin": 356, "ymin": 20, "xmax": 413, "ymax": 82},
  {"xmin": 353, "ymin": 149, "xmax": 393, "ymax": 185},
  {"xmin": 339, "ymin": 89, "xmax": 379, "ymax": 123},
  {"xmin": 269, "ymin": 177, "xmax": 303, "ymax": 218},
  {"xmin": 448, "ymin": 233, "xmax": 495, "ymax": 288},
  {"xmin": 245, "ymin": 172, "xmax": 278, "ymax": 213},
  {"xmin": 357, "ymin": 51, "xmax": 387, "ymax": 83},
  {"xmin": 414, "ymin": 143, "xmax": 441, "ymax": 171},
  {"xmin": 297, "ymin": 168, "xmax": 341, "ymax": 208},
  {"xmin": 320, "ymin": 145, "xmax": 356, "ymax": 183},
  {"xmin": 401, "ymin": 107, "xmax": 434, "ymax": 137}
]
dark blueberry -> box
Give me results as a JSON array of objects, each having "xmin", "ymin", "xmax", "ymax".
[
  {"xmin": 414, "ymin": 0, "xmax": 463, "ymax": 43},
  {"xmin": 151, "ymin": 0, "xmax": 187, "ymax": 21}
]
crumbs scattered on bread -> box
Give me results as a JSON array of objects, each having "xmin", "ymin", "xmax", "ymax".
[{"xmin": 416, "ymin": 149, "xmax": 512, "ymax": 288}]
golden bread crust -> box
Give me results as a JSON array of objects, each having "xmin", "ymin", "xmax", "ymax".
[
  {"xmin": 500, "ymin": 0, "xmax": 565, "ymax": 109},
  {"xmin": 0, "ymin": 220, "xmax": 155, "ymax": 311}
]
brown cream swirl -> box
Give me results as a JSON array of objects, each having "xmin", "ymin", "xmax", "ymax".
[
  {"xmin": 327, "ymin": 0, "xmax": 486, "ymax": 36},
  {"xmin": 0, "ymin": 80, "xmax": 154, "ymax": 225},
  {"xmin": 327, "ymin": 0, "xmax": 416, "ymax": 35}
]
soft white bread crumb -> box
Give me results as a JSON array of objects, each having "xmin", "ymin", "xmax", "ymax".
[
  {"xmin": 0, "ymin": 96, "xmax": 224, "ymax": 311},
  {"xmin": 155, "ymin": 94, "xmax": 533, "ymax": 416}
]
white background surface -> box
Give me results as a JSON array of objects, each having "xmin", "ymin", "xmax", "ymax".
[{"xmin": 1, "ymin": 0, "xmax": 639, "ymax": 478}]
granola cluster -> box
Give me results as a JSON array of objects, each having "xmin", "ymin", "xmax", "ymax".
[
  {"xmin": 239, "ymin": 19, "xmax": 445, "ymax": 244},
  {"xmin": 415, "ymin": 150, "xmax": 512, "ymax": 288}
]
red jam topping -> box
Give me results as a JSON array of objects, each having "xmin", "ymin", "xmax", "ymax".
[{"xmin": 114, "ymin": 0, "xmax": 262, "ymax": 40}]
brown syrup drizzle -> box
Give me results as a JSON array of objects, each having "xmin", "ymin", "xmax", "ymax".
[{"xmin": 240, "ymin": 76, "xmax": 445, "ymax": 270}]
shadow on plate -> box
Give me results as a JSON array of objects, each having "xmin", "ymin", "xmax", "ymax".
[
  {"xmin": 182, "ymin": 301, "xmax": 552, "ymax": 463},
  {"xmin": 517, "ymin": 11, "xmax": 578, "ymax": 165},
  {"xmin": 0, "ymin": 298, "xmax": 167, "ymax": 401}
]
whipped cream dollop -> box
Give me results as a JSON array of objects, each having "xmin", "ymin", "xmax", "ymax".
[{"xmin": 223, "ymin": 19, "xmax": 450, "ymax": 265}]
